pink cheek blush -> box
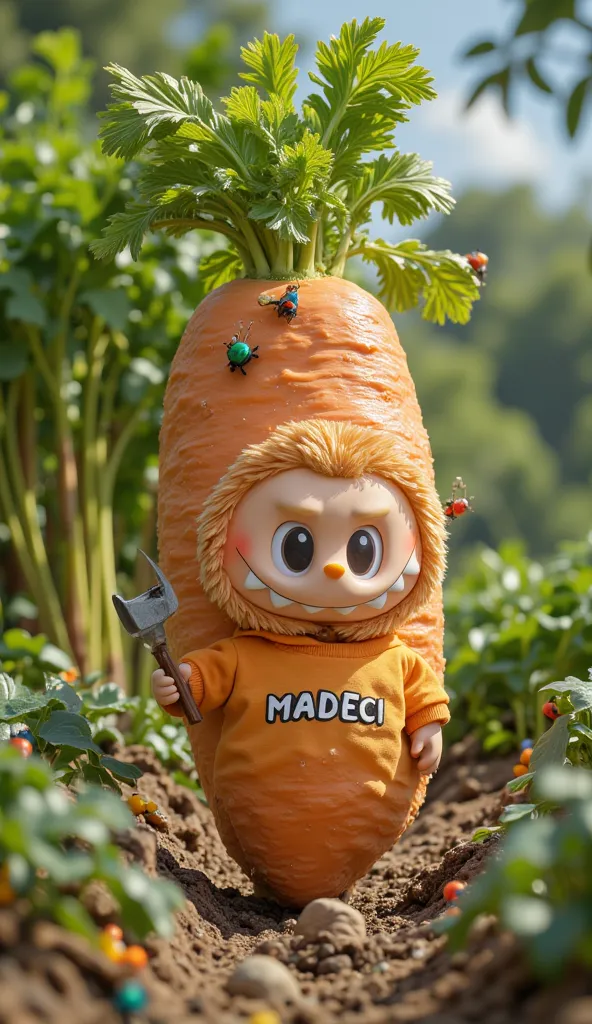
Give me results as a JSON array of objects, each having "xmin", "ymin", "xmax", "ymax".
[{"xmin": 227, "ymin": 530, "xmax": 253, "ymax": 562}]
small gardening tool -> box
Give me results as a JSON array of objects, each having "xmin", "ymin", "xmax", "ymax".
[{"xmin": 112, "ymin": 551, "xmax": 202, "ymax": 724}]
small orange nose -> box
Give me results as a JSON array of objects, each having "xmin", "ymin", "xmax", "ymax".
[{"xmin": 324, "ymin": 563, "xmax": 345, "ymax": 579}]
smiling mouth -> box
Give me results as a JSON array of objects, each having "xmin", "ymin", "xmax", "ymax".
[{"xmin": 236, "ymin": 550, "xmax": 421, "ymax": 616}]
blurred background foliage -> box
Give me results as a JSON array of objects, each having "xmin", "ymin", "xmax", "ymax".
[{"xmin": 0, "ymin": 2, "xmax": 590, "ymax": 694}]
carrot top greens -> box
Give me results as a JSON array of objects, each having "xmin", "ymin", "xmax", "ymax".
[{"xmin": 92, "ymin": 17, "xmax": 480, "ymax": 324}]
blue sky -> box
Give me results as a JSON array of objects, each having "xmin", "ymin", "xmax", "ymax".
[{"xmin": 267, "ymin": 0, "xmax": 592, "ymax": 214}]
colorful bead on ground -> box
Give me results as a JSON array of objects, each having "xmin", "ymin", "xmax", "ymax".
[
  {"xmin": 123, "ymin": 945, "xmax": 149, "ymax": 971},
  {"xmin": 248, "ymin": 1012, "xmax": 282, "ymax": 1024},
  {"xmin": 520, "ymin": 738, "xmax": 533, "ymax": 751},
  {"xmin": 513, "ymin": 764, "xmax": 528, "ymax": 777},
  {"xmin": 9, "ymin": 737, "xmax": 33, "ymax": 757},
  {"xmin": 519, "ymin": 748, "xmax": 532, "ymax": 766},
  {"xmin": 144, "ymin": 800, "xmax": 158, "ymax": 813},
  {"xmin": 114, "ymin": 980, "xmax": 149, "ymax": 1013},
  {"xmin": 443, "ymin": 881, "xmax": 466, "ymax": 902},
  {"xmin": 542, "ymin": 701, "xmax": 560, "ymax": 720},
  {"xmin": 103, "ymin": 923, "xmax": 124, "ymax": 941},
  {"xmin": 99, "ymin": 931, "xmax": 126, "ymax": 962},
  {"xmin": 444, "ymin": 906, "xmax": 462, "ymax": 918}
]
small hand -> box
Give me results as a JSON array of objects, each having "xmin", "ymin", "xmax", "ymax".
[
  {"xmin": 409, "ymin": 722, "xmax": 443, "ymax": 775},
  {"xmin": 151, "ymin": 663, "xmax": 191, "ymax": 708}
]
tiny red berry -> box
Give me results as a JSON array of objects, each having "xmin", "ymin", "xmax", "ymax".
[
  {"xmin": 9, "ymin": 737, "xmax": 33, "ymax": 757},
  {"xmin": 542, "ymin": 701, "xmax": 560, "ymax": 720},
  {"xmin": 444, "ymin": 504, "xmax": 455, "ymax": 518},
  {"xmin": 452, "ymin": 498, "xmax": 469, "ymax": 516},
  {"xmin": 443, "ymin": 880, "xmax": 466, "ymax": 902}
]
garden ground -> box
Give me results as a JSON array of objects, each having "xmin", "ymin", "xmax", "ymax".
[{"xmin": 1, "ymin": 739, "xmax": 591, "ymax": 1024}]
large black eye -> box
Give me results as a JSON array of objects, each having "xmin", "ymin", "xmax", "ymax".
[
  {"xmin": 272, "ymin": 522, "xmax": 314, "ymax": 575},
  {"xmin": 347, "ymin": 527, "xmax": 383, "ymax": 578}
]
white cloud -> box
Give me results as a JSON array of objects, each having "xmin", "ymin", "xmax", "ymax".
[{"xmin": 419, "ymin": 88, "xmax": 551, "ymax": 186}]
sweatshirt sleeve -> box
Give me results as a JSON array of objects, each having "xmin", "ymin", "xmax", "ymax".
[
  {"xmin": 403, "ymin": 648, "xmax": 450, "ymax": 735},
  {"xmin": 164, "ymin": 639, "xmax": 238, "ymax": 719}
]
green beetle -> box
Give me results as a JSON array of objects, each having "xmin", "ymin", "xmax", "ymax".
[{"xmin": 225, "ymin": 321, "xmax": 258, "ymax": 376}]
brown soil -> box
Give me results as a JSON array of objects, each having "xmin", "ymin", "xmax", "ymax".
[{"xmin": 2, "ymin": 741, "xmax": 591, "ymax": 1024}]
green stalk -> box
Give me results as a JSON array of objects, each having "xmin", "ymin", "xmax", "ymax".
[
  {"xmin": 330, "ymin": 227, "xmax": 353, "ymax": 277},
  {"xmin": 296, "ymin": 221, "xmax": 319, "ymax": 275},
  {"xmin": 271, "ymin": 238, "xmax": 294, "ymax": 276},
  {"xmin": 82, "ymin": 319, "xmax": 110, "ymax": 671}
]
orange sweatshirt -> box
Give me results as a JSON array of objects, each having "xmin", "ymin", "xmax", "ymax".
[{"xmin": 165, "ymin": 630, "xmax": 449, "ymax": 905}]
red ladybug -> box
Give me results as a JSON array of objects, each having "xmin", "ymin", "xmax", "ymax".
[
  {"xmin": 465, "ymin": 251, "xmax": 489, "ymax": 283},
  {"xmin": 542, "ymin": 701, "xmax": 560, "ymax": 720},
  {"xmin": 452, "ymin": 498, "xmax": 470, "ymax": 516},
  {"xmin": 9, "ymin": 737, "xmax": 33, "ymax": 757}
]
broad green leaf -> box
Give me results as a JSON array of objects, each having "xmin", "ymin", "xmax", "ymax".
[
  {"xmin": 499, "ymin": 802, "xmax": 537, "ymax": 824},
  {"xmin": 530, "ymin": 714, "xmax": 571, "ymax": 772},
  {"xmin": 464, "ymin": 41, "xmax": 497, "ymax": 58},
  {"xmin": 80, "ymin": 289, "xmax": 131, "ymax": 331},
  {"xmin": 472, "ymin": 825, "xmax": 503, "ymax": 843},
  {"xmin": 33, "ymin": 28, "xmax": 81, "ymax": 74},
  {"xmin": 515, "ymin": 0, "xmax": 575, "ymax": 36},
  {"xmin": 239, "ymin": 32, "xmax": 299, "ymax": 106},
  {"xmin": 44, "ymin": 679, "xmax": 82, "ymax": 712},
  {"xmin": 0, "ymin": 342, "xmax": 29, "ymax": 380},
  {"xmin": 0, "ymin": 685, "xmax": 55, "ymax": 721},
  {"xmin": 90, "ymin": 203, "xmax": 164, "ymax": 261},
  {"xmin": 566, "ymin": 77, "xmax": 592, "ymax": 138},
  {"xmin": 199, "ymin": 248, "xmax": 243, "ymax": 293},
  {"xmin": 506, "ymin": 772, "xmax": 534, "ymax": 792},
  {"xmin": 533, "ymin": 765, "xmax": 592, "ymax": 804},
  {"xmin": 39, "ymin": 644, "xmax": 75, "ymax": 672},
  {"xmin": 348, "ymin": 152, "xmax": 454, "ymax": 229},
  {"xmin": 5, "ymin": 292, "xmax": 47, "ymax": 327},
  {"xmin": 39, "ymin": 710, "xmax": 103, "ymax": 752},
  {"xmin": 539, "ymin": 676, "xmax": 592, "ymax": 712},
  {"xmin": 100, "ymin": 755, "xmax": 143, "ymax": 782}
]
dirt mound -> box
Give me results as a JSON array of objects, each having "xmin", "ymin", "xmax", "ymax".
[{"xmin": 2, "ymin": 742, "xmax": 591, "ymax": 1023}]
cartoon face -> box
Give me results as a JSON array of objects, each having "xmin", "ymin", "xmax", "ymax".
[{"xmin": 224, "ymin": 469, "xmax": 421, "ymax": 624}]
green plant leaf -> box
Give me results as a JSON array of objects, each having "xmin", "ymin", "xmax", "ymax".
[
  {"xmin": 5, "ymin": 292, "xmax": 47, "ymax": 328},
  {"xmin": 99, "ymin": 65, "xmax": 217, "ymax": 159},
  {"xmin": 566, "ymin": 76, "xmax": 592, "ymax": 138},
  {"xmin": 53, "ymin": 895, "xmax": 97, "ymax": 941},
  {"xmin": 499, "ymin": 802, "xmax": 537, "ymax": 824},
  {"xmin": 359, "ymin": 238, "xmax": 480, "ymax": 324},
  {"xmin": 525, "ymin": 57, "xmax": 553, "ymax": 94},
  {"xmin": 79, "ymin": 289, "xmax": 131, "ymax": 331},
  {"xmin": 239, "ymin": 32, "xmax": 299, "ymax": 106},
  {"xmin": 506, "ymin": 772, "xmax": 534, "ymax": 792},
  {"xmin": 100, "ymin": 755, "xmax": 143, "ymax": 782},
  {"xmin": 347, "ymin": 152, "xmax": 454, "ymax": 230},
  {"xmin": 515, "ymin": 0, "xmax": 575, "ymax": 36},
  {"xmin": 530, "ymin": 714, "xmax": 571, "ymax": 772},
  {"xmin": 472, "ymin": 825, "xmax": 504, "ymax": 843},
  {"xmin": 539, "ymin": 676, "xmax": 592, "ymax": 713},
  {"xmin": 38, "ymin": 710, "xmax": 103, "ymax": 752},
  {"xmin": 464, "ymin": 40, "xmax": 497, "ymax": 58},
  {"xmin": 199, "ymin": 248, "xmax": 243, "ymax": 293},
  {"xmin": 501, "ymin": 895, "xmax": 553, "ymax": 936},
  {"xmin": 0, "ymin": 685, "xmax": 55, "ymax": 721}
]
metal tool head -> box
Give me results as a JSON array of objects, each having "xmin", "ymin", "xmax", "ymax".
[{"xmin": 112, "ymin": 550, "xmax": 178, "ymax": 640}]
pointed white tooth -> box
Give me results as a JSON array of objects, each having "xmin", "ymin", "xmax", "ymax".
[
  {"xmin": 389, "ymin": 575, "xmax": 405, "ymax": 592},
  {"xmin": 269, "ymin": 590, "xmax": 294, "ymax": 608},
  {"xmin": 403, "ymin": 551, "xmax": 421, "ymax": 576},
  {"xmin": 245, "ymin": 570, "xmax": 267, "ymax": 591},
  {"xmin": 367, "ymin": 592, "xmax": 388, "ymax": 610},
  {"xmin": 335, "ymin": 606, "xmax": 358, "ymax": 615},
  {"xmin": 302, "ymin": 605, "xmax": 325, "ymax": 614}
]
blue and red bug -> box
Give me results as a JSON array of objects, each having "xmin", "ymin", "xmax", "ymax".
[{"xmin": 258, "ymin": 283, "xmax": 300, "ymax": 323}]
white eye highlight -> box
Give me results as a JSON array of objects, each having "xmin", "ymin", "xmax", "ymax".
[
  {"xmin": 346, "ymin": 526, "xmax": 383, "ymax": 578},
  {"xmin": 271, "ymin": 522, "xmax": 314, "ymax": 576}
]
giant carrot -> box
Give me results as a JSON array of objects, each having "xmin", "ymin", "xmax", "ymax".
[{"xmin": 94, "ymin": 17, "xmax": 480, "ymax": 902}]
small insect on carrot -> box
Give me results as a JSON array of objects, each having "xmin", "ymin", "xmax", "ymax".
[
  {"xmin": 258, "ymin": 283, "xmax": 300, "ymax": 323},
  {"xmin": 465, "ymin": 251, "xmax": 489, "ymax": 284},
  {"xmin": 225, "ymin": 321, "xmax": 258, "ymax": 376}
]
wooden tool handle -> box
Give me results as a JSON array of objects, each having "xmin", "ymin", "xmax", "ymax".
[{"xmin": 152, "ymin": 641, "xmax": 202, "ymax": 725}]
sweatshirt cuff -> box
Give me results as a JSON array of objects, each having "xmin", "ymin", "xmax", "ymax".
[
  {"xmin": 406, "ymin": 702, "xmax": 450, "ymax": 735},
  {"xmin": 162, "ymin": 659, "xmax": 205, "ymax": 720}
]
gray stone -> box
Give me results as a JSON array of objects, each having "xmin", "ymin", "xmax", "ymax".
[{"xmin": 226, "ymin": 954, "xmax": 301, "ymax": 1005}]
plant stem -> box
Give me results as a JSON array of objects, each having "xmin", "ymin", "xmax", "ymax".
[
  {"xmin": 295, "ymin": 222, "xmax": 318, "ymax": 275},
  {"xmin": 1, "ymin": 383, "xmax": 72, "ymax": 654},
  {"xmin": 330, "ymin": 227, "xmax": 353, "ymax": 277},
  {"xmin": 82, "ymin": 319, "xmax": 110, "ymax": 671},
  {"xmin": 271, "ymin": 238, "xmax": 294, "ymax": 276}
]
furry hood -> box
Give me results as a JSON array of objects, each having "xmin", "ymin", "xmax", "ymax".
[{"xmin": 196, "ymin": 418, "xmax": 447, "ymax": 642}]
